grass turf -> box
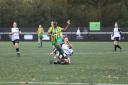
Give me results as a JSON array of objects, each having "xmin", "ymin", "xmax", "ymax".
[{"xmin": 0, "ymin": 41, "xmax": 128, "ymax": 85}]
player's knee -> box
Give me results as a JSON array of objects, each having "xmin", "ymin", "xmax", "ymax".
[{"xmin": 15, "ymin": 43, "xmax": 19, "ymax": 48}]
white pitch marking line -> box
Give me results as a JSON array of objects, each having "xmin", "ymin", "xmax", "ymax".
[
  {"xmin": 97, "ymin": 84, "xmax": 128, "ymax": 85},
  {"xmin": 0, "ymin": 82, "xmax": 88, "ymax": 85},
  {"xmin": 0, "ymin": 82, "xmax": 127, "ymax": 85}
]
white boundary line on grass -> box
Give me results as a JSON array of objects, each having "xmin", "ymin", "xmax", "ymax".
[
  {"xmin": 97, "ymin": 84, "xmax": 128, "ymax": 85},
  {"xmin": 0, "ymin": 82, "xmax": 88, "ymax": 85},
  {"xmin": 0, "ymin": 82, "xmax": 127, "ymax": 85}
]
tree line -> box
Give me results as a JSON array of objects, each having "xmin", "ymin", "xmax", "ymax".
[{"xmin": 0, "ymin": 0, "xmax": 128, "ymax": 28}]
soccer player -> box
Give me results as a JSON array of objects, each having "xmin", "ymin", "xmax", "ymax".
[
  {"xmin": 11, "ymin": 22, "xmax": 21, "ymax": 56},
  {"xmin": 49, "ymin": 36, "xmax": 73, "ymax": 64},
  {"xmin": 48, "ymin": 21, "xmax": 56, "ymax": 50},
  {"xmin": 37, "ymin": 25, "xmax": 44, "ymax": 48},
  {"xmin": 48, "ymin": 20, "xmax": 70, "ymax": 55},
  {"xmin": 61, "ymin": 36, "xmax": 73, "ymax": 63},
  {"xmin": 112, "ymin": 22, "xmax": 122, "ymax": 52}
]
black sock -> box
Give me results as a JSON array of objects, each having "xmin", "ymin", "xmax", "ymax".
[
  {"xmin": 117, "ymin": 45, "xmax": 122, "ymax": 49},
  {"xmin": 54, "ymin": 61, "xmax": 61, "ymax": 64},
  {"xmin": 16, "ymin": 48, "xmax": 19, "ymax": 52},
  {"xmin": 41, "ymin": 42, "xmax": 42, "ymax": 47},
  {"xmin": 114, "ymin": 45, "xmax": 117, "ymax": 51}
]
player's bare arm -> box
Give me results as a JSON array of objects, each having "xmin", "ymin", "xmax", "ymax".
[{"xmin": 62, "ymin": 20, "xmax": 71, "ymax": 31}]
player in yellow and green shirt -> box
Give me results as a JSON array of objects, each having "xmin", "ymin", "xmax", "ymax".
[
  {"xmin": 48, "ymin": 21, "xmax": 56, "ymax": 48},
  {"xmin": 37, "ymin": 25, "xmax": 44, "ymax": 48},
  {"xmin": 48, "ymin": 20, "xmax": 70, "ymax": 55}
]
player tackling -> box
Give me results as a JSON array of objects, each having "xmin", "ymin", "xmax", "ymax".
[
  {"xmin": 49, "ymin": 36, "xmax": 73, "ymax": 64},
  {"xmin": 48, "ymin": 20, "xmax": 70, "ymax": 56}
]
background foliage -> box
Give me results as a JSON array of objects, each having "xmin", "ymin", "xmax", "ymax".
[{"xmin": 0, "ymin": 0, "xmax": 128, "ymax": 27}]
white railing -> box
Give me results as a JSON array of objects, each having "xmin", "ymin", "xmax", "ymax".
[{"xmin": 1, "ymin": 32, "xmax": 128, "ymax": 35}]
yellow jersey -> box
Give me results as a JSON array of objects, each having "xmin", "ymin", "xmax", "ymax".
[
  {"xmin": 48, "ymin": 26, "xmax": 62, "ymax": 41},
  {"xmin": 37, "ymin": 27, "xmax": 44, "ymax": 35}
]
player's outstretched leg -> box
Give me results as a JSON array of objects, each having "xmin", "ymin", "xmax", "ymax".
[{"xmin": 117, "ymin": 45, "xmax": 122, "ymax": 52}]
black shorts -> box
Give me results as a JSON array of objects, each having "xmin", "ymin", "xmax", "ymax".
[
  {"xmin": 12, "ymin": 39, "xmax": 19, "ymax": 45},
  {"xmin": 114, "ymin": 37, "xmax": 119, "ymax": 41}
]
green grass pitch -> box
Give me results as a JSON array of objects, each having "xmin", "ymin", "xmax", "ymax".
[{"xmin": 0, "ymin": 41, "xmax": 128, "ymax": 85}]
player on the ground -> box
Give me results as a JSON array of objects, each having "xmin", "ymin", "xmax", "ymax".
[
  {"xmin": 49, "ymin": 36, "xmax": 73, "ymax": 64},
  {"xmin": 11, "ymin": 21, "xmax": 21, "ymax": 56},
  {"xmin": 37, "ymin": 24, "xmax": 44, "ymax": 48},
  {"xmin": 112, "ymin": 22, "xmax": 122, "ymax": 52},
  {"xmin": 61, "ymin": 36, "xmax": 73, "ymax": 63},
  {"xmin": 48, "ymin": 20, "xmax": 70, "ymax": 56}
]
